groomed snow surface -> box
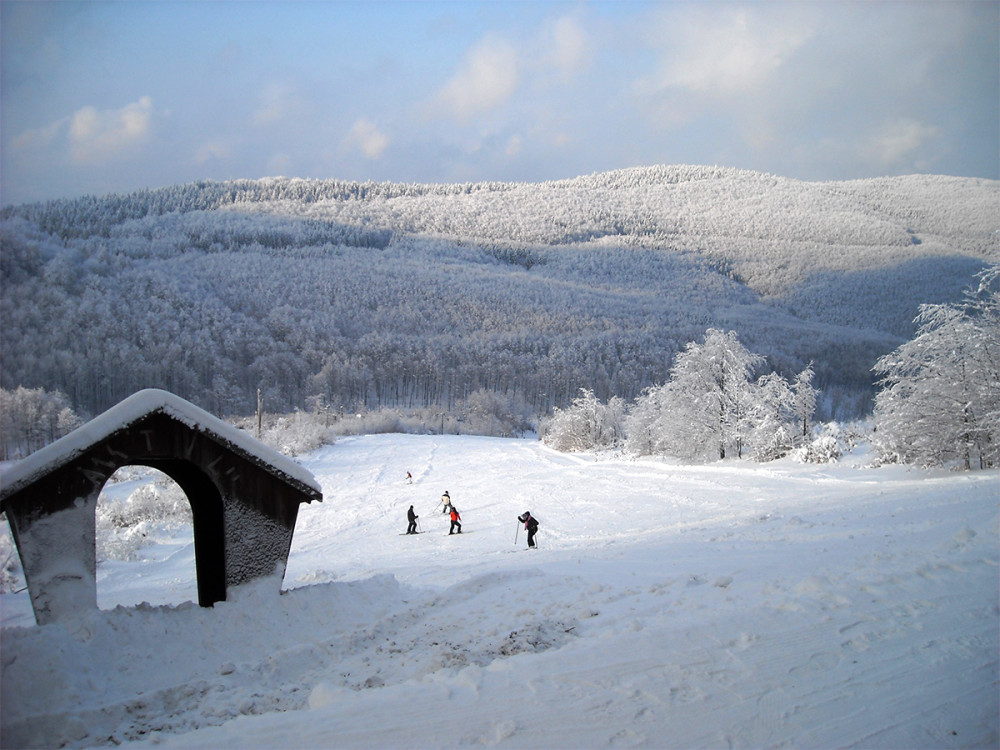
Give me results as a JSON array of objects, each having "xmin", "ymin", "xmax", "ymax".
[{"xmin": 2, "ymin": 434, "xmax": 997, "ymax": 749}]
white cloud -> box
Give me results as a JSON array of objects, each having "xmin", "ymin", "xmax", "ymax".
[
  {"xmin": 505, "ymin": 134, "xmax": 523, "ymax": 157},
  {"xmin": 868, "ymin": 118, "xmax": 939, "ymax": 166},
  {"xmin": 266, "ymin": 153, "xmax": 292, "ymax": 175},
  {"xmin": 68, "ymin": 96, "xmax": 154, "ymax": 164},
  {"xmin": 343, "ymin": 118, "xmax": 389, "ymax": 159},
  {"xmin": 253, "ymin": 83, "xmax": 305, "ymax": 127},
  {"xmin": 433, "ymin": 35, "xmax": 520, "ymax": 122},
  {"xmin": 195, "ymin": 140, "xmax": 233, "ymax": 165},
  {"xmin": 546, "ymin": 15, "xmax": 591, "ymax": 76},
  {"xmin": 638, "ymin": 8, "xmax": 813, "ymax": 98},
  {"xmin": 11, "ymin": 119, "xmax": 63, "ymax": 153}
]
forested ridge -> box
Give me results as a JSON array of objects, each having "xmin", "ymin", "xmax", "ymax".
[{"xmin": 1, "ymin": 165, "xmax": 996, "ymax": 420}]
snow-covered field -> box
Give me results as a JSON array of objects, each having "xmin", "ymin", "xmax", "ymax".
[{"xmin": 2, "ymin": 433, "xmax": 997, "ymax": 749}]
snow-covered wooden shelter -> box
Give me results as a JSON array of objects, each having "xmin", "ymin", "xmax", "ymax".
[{"xmin": 0, "ymin": 389, "xmax": 322, "ymax": 625}]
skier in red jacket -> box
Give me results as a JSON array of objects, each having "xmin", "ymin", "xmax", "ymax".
[{"xmin": 449, "ymin": 506, "xmax": 462, "ymax": 535}]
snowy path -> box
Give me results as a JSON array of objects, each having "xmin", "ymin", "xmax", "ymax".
[{"xmin": 1, "ymin": 434, "xmax": 997, "ymax": 748}]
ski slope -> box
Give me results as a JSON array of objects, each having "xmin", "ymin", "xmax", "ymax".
[{"xmin": 1, "ymin": 434, "xmax": 997, "ymax": 748}]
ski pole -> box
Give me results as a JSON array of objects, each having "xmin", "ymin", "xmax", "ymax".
[
  {"xmin": 514, "ymin": 521, "xmax": 520, "ymax": 546},
  {"xmin": 417, "ymin": 518, "xmax": 422, "ymax": 533}
]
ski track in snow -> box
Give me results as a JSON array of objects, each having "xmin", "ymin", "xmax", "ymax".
[{"xmin": 1, "ymin": 434, "xmax": 997, "ymax": 749}]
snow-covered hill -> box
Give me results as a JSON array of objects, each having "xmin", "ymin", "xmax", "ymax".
[
  {"xmin": 2, "ymin": 433, "xmax": 996, "ymax": 748},
  {"xmin": 2, "ymin": 166, "xmax": 996, "ymax": 418}
]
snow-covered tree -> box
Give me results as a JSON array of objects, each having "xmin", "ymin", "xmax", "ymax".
[
  {"xmin": 541, "ymin": 388, "xmax": 625, "ymax": 452},
  {"xmin": 792, "ymin": 362, "xmax": 818, "ymax": 440},
  {"xmin": 748, "ymin": 372, "xmax": 797, "ymax": 461},
  {"xmin": 0, "ymin": 386, "xmax": 81, "ymax": 460},
  {"xmin": 624, "ymin": 382, "xmax": 669, "ymax": 456},
  {"xmin": 873, "ymin": 266, "xmax": 999, "ymax": 469},
  {"xmin": 626, "ymin": 330, "xmax": 816, "ymax": 462},
  {"xmin": 663, "ymin": 329, "xmax": 764, "ymax": 460}
]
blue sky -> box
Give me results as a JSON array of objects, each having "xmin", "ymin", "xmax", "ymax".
[{"xmin": 2, "ymin": 0, "xmax": 997, "ymax": 205}]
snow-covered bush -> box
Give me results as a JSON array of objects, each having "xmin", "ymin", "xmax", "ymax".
[
  {"xmin": 795, "ymin": 435, "xmax": 842, "ymax": 464},
  {"xmin": 791, "ymin": 421, "xmax": 870, "ymax": 464},
  {"xmin": 328, "ymin": 408, "xmax": 452, "ymax": 436},
  {"xmin": 541, "ymin": 389, "xmax": 625, "ymax": 452},
  {"xmin": 232, "ymin": 410, "xmax": 335, "ymax": 456},
  {"xmin": 749, "ymin": 414, "xmax": 797, "ymax": 462},
  {"xmin": 323, "ymin": 394, "xmax": 533, "ymax": 439},
  {"xmin": 261, "ymin": 411, "xmax": 334, "ymax": 456}
]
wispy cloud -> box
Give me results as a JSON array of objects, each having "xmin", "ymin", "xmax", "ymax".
[
  {"xmin": 868, "ymin": 118, "xmax": 939, "ymax": 167},
  {"xmin": 68, "ymin": 96, "xmax": 155, "ymax": 164},
  {"xmin": 11, "ymin": 119, "xmax": 64, "ymax": 153},
  {"xmin": 13, "ymin": 96, "xmax": 156, "ymax": 166},
  {"xmin": 544, "ymin": 15, "xmax": 592, "ymax": 77},
  {"xmin": 432, "ymin": 34, "xmax": 520, "ymax": 122},
  {"xmin": 637, "ymin": 7, "xmax": 813, "ymax": 100},
  {"xmin": 253, "ymin": 83, "xmax": 306, "ymax": 128},
  {"xmin": 195, "ymin": 139, "xmax": 234, "ymax": 165},
  {"xmin": 343, "ymin": 118, "xmax": 389, "ymax": 160}
]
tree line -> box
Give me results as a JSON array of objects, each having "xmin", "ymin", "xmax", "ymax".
[{"xmin": 3, "ymin": 266, "xmax": 995, "ymax": 470}]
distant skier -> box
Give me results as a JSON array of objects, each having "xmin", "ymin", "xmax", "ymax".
[
  {"xmin": 406, "ymin": 505, "xmax": 419, "ymax": 535},
  {"xmin": 518, "ymin": 511, "xmax": 539, "ymax": 548},
  {"xmin": 439, "ymin": 491, "xmax": 452, "ymax": 514},
  {"xmin": 449, "ymin": 506, "xmax": 462, "ymax": 535},
  {"xmin": 406, "ymin": 471, "xmax": 413, "ymax": 484}
]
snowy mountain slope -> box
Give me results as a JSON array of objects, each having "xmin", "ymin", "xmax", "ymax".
[
  {"xmin": 1, "ymin": 166, "xmax": 996, "ymax": 417},
  {"xmin": 1, "ymin": 434, "xmax": 996, "ymax": 748}
]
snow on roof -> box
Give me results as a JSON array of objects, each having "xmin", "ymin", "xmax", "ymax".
[{"xmin": 0, "ymin": 389, "xmax": 321, "ymax": 500}]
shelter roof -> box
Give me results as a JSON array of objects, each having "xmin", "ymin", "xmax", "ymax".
[{"xmin": 0, "ymin": 389, "xmax": 321, "ymax": 502}]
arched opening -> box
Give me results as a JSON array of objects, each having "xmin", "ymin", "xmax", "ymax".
[
  {"xmin": 94, "ymin": 460, "xmax": 226, "ymax": 610},
  {"xmin": 96, "ymin": 466, "xmax": 198, "ymax": 609}
]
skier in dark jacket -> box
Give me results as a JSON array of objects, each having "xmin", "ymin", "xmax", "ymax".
[
  {"xmin": 406, "ymin": 505, "xmax": 418, "ymax": 534},
  {"xmin": 519, "ymin": 511, "xmax": 539, "ymax": 548}
]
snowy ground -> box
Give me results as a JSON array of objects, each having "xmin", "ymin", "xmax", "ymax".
[{"xmin": 1, "ymin": 433, "xmax": 997, "ymax": 749}]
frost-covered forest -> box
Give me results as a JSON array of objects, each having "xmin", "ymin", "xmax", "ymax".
[{"xmin": 2, "ymin": 165, "xmax": 995, "ymax": 420}]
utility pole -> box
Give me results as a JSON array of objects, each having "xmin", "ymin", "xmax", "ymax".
[{"xmin": 256, "ymin": 388, "xmax": 263, "ymax": 439}]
